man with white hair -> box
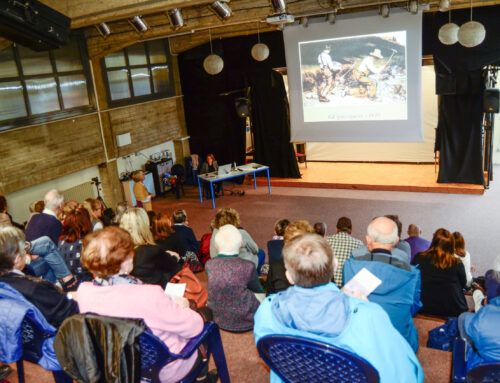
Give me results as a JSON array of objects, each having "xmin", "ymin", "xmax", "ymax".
[
  {"xmin": 205, "ymin": 224, "xmax": 264, "ymax": 332},
  {"xmin": 254, "ymin": 233, "xmax": 423, "ymax": 383},
  {"xmin": 343, "ymin": 217, "xmax": 422, "ymax": 351},
  {"xmin": 25, "ymin": 189, "xmax": 65, "ymax": 245}
]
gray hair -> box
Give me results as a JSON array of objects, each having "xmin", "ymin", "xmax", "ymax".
[
  {"xmin": 0, "ymin": 226, "xmax": 24, "ymax": 272},
  {"xmin": 115, "ymin": 201, "xmax": 129, "ymax": 224},
  {"xmin": 44, "ymin": 189, "xmax": 64, "ymax": 211},
  {"xmin": 214, "ymin": 224, "xmax": 242, "ymax": 255},
  {"xmin": 367, "ymin": 218, "xmax": 398, "ymax": 245}
]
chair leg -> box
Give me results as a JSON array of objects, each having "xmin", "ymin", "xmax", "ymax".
[
  {"xmin": 16, "ymin": 360, "xmax": 24, "ymax": 383},
  {"xmin": 207, "ymin": 329, "xmax": 230, "ymax": 383},
  {"xmin": 52, "ymin": 370, "xmax": 73, "ymax": 383}
]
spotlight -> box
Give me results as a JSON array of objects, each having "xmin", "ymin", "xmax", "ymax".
[
  {"xmin": 168, "ymin": 8, "xmax": 184, "ymax": 29},
  {"xmin": 129, "ymin": 15, "xmax": 148, "ymax": 32},
  {"xmin": 209, "ymin": 1, "xmax": 232, "ymax": 20},
  {"xmin": 327, "ymin": 12, "xmax": 336, "ymax": 24},
  {"xmin": 270, "ymin": 0, "xmax": 287, "ymax": 14},
  {"xmin": 380, "ymin": 4, "xmax": 390, "ymax": 18},
  {"xmin": 96, "ymin": 22, "xmax": 111, "ymax": 37},
  {"xmin": 300, "ymin": 17, "xmax": 308, "ymax": 28},
  {"xmin": 408, "ymin": 0, "xmax": 418, "ymax": 14},
  {"xmin": 439, "ymin": 0, "xmax": 450, "ymax": 12}
]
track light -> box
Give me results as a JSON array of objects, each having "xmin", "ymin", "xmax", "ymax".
[
  {"xmin": 327, "ymin": 12, "xmax": 336, "ymax": 24},
  {"xmin": 168, "ymin": 8, "xmax": 184, "ymax": 29},
  {"xmin": 300, "ymin": 17, "xmax": 308, "ymax": 28},
  {"xmin": 408, "ymin": 0, "xmax": 418, "ymax": 14},
  {"xmin": 439, "ymin": 0, "xmax": 450, "ymax": 12},
  {"xmin": 270, "ymin": 0, "xmax": 287, "ymax": 14},
  {"xmin": 209, "ymin": 1, "xmax": 232, "ymax": 20},
  {"xmin": 129, "ymin": 16, "xmax": 148, "ymax": 32},
  {"xmin": 380, "ymin": 4, "xmax": 390, "ymax": 17},
  {"xmin": 96, "ymin": 22, "xmax": 111, "ymax": 37}
]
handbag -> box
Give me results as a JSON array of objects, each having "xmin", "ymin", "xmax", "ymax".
[
  {"xmin": 427, "ymin": 317, "xmax": 458, "ymax": 351},
  {"xmin": 169, "ymin": 263, "xmax": 207, "ymax": 308}
]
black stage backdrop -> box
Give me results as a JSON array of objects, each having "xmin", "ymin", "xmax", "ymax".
[
  {"xmin": 423, "ymin": 6, "xmax": 500, "ymax": 184},
  {"xmin": 179, "ymin": 31, "xmax": 300, "ymax": 178}
]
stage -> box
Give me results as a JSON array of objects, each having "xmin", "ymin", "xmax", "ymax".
[{"xmin": 255, "ymin": 162, "xmax": 484, "ymax": 195}]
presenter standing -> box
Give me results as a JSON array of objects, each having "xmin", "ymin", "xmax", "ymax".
[
  {"xmin": 132, "ymin": 170, "xmax": 153, "ymax": 211},
  {"xmin": 200, "ymin": 154, "xmax": 221, "ymax": 197}
]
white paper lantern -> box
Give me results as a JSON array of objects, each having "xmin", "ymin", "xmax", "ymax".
[
  {"xmin": 438, "ymin": 23, "xmax": 459, "ymax": 45},
  {"xmin": 203, "ymin": 54, "xmax": 224, "ymax": 75},
  {"xmin": 458, "ymin": 21, "xmax": 486, "ymax": 48},
  {"xmin": 251, "ymin": 43, "xmax": 269, "ymax": 62}
]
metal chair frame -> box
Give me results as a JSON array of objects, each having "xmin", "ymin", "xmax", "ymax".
[{"xmin": 451, "ymin": 337, "xmax": 500, "ymax": 383}]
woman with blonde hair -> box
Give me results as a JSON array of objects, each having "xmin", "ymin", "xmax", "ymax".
[
  {"xmin": 412, "ymin": 228, "xmax": 467, "ymax": 317},
  {"xmin": 82, "ymin": 198, "xmax": 104, "ymax": 231},
  {"xmin": 120, "ymin": 207, "xmax": 180, "ymax": 287}
]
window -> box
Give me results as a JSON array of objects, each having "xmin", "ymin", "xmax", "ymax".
[
  {"xmin": 102, "ymin": 39, "xmax": 175, "ymax": 105},
  {"xmin": 0, "ymin": 35, "xmax": 94, "ymax": 130}
]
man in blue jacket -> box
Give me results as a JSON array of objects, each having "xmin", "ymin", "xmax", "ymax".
[{"xmin": 254, "ymin": 233, "xmax": 424, "ymax": 383}]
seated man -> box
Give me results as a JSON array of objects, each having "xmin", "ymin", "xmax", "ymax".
[
  {"xmin": 343, "ymin": 217, "xmax": 422, "ymax": 352},
  {"xmin": 205, "ymin": 224, "xmax": 263, "ymax": 332},
  {"xmin": 254, "ymin": 233, "xmax": 423, "ymax": 383},
  {"xmin": 458, "ymin": 296, "xmax": 500, "ymax": 371}
]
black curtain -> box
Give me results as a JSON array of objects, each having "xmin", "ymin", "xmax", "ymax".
[
  {"xmin": 249, "ymin": 69, "xmax": 300, "ymax": 178},
  {"xmin": 423, "ymin": 6, "xmax": 500, "ymax": 184}
]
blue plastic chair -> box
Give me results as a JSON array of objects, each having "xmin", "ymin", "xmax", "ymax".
[
  {"xmin": 139, "ymin": 321, "xmax": 230, "ymax": 383},
  {"xmin": 257, "ymin": 335, "xmax": 379, "ymax": 383},
  {"xmin": 451, "ymin": 337, "xmax": 500, "ymax": 383},
  {"xmin": 16, "ymin": 315, "xmax": 72, "ymax": 383}
]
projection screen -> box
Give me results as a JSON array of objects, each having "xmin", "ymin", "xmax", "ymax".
[{"xmin": 283, "ymin": 10, "xmax": 423, "ymax": 142}]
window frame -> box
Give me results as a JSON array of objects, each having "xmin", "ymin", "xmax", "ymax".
[
  {"xmin": 101, "ymin": 39, "xmax": 175, "ymax": 108},
  {"xmin": 0, "ymin": 31, "xmax": 96, "ymax": 132}
]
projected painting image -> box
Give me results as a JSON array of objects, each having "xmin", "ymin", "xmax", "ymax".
[{"xmin": 299, "ymin": 31, "xmax": 407, "ymax": 122}]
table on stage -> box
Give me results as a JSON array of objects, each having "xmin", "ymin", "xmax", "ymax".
[{"xmin": 197, "ymin": 163, "xmax": 271, "ymax": 208}]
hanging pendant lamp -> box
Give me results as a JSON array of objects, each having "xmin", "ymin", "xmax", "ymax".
[
  {"xmin": 203, "ymin": 29, "xmax": 224, "ymax": 75},
  {"xmin": 438, "ymin": 10, "xmax": 459, "ymax": 45},
  {"xmin": 251, "ymin": 22, "xmax": 270, "ymax": 62},
  {"xmin": 458, "ymin": 0, "xmax": 485, "ymax": 48}
]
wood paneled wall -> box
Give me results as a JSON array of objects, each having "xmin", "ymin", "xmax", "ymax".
[{"xmin": 0, "ymin": 114, "xmax": 105, "ymax": 195}]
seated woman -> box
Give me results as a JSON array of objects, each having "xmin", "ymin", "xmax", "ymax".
[
  {"xmin": 151, "ymin": 213, "xmax": 186, "ymax": 259},
  {"xmin": 266, "ymin": 219, "xmax": 290, "ymax": 264},
  {"xmin": 209, "ymin": 208, "xmax": 263, "ymax": 270},
  {"xmin": 0, "ymin": 226, "xmax": 79, "ymax": 328},
  {"xmin": 205, "ymin": 224, "xmax": 263, "ymax": 332},
  {"xmin": 120, "ymin": 207, "xmax": 181, "ymax": 288},
  {"xmin": 453, "ymin": 232, "xmax": 474, "ymax": 288},
  {"xmin": 412, "ymin": 228, "xmax": 468, "ymax": 317},
  {"xmin": 76, "ymin": 226, "xmax": 214, "ymax": 383},
  {"xmin": 82, "ymin": 198, "xmax": 104, "ymax": 231},
  {"xmin": 199, "ymin": 154, "xmax": 221, "ymax": 198},
  {"xmin": 58, "ymin": 207, "xmax": 94, "ymax": 282}
]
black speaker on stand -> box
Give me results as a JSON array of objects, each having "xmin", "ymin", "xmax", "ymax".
[{"xmin": 484, "ymin": 88, "xmax": 499, "ymax": 113}]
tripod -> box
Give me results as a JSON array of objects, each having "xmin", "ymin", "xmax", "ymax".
[{"xmin": 91, "ymin": 177, "xmax": 107, "ymax": 208}]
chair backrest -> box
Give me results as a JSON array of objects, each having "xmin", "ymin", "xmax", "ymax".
[
  {"xmin": 20, "ymin": 314, "xmax": 53, "ymax": 364},
  {"xmin": 171, "ymin": 164, "xmax": 185, "ymax": 179},
  {"xmin": 467, "ymin": 363, "xmax": 500, "ymax": 383},
  {"xmin": 257, "ymin": 335, "xmax": 379, "ymax": 383},
  {"xmin": 137, "ymin": 330, "xmax": 172, "ymax": 381}
]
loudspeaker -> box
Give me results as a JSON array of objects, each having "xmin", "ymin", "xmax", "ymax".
[
  {"xmin": 484, "ymin": 89, "xmax": 499, "ymax": 113},
  {"xmin": 235, "ymin": 97, "xmax": 249, "ymax": 118}
]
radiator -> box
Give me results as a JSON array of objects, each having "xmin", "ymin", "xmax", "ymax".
[{"xmin": 62, "ymin": 182, "xmax": 96, "ymax": 204}]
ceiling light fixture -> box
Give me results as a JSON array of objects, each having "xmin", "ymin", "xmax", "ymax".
[
  {"xmin": 251, "ymin": 22, "xmax": 270, "ymax": 62},
  {"xmin": 439, "ymin": 0, "xmax": 450, "ymax": 12},
  {"xmin": 327, "ymin": 12, "xmax": 336, "ymax": 24},
  {"xmin": 300, "ymin": 17, "xmax": 308, "ymax": 28},
  {"xmin": 408, "ymin": 0, "xmax": 418, "ymax": 14},
  {"xmin": 270, "ymin": 0, "xmax": 287, "ymax": 14},
  {"xmin": 458, "ymin": 0, "xmax": 486, "ymax": 47},
  {"xmin": 380, "ymin": 4, "xmax": 390, "ymax": 17},
  {"xmin": 167, "ymin": 8, "xmax": 184, "ymax": 29},
  {"xmin": 438, "ymin": 10, "xmax": 459, "ymax": 45},
  {"xmin": 96, "ymin": 22, "xmax": 111, "ymax": 37},
  {"xmin": 203, "ymin": 29, "xmax": 224, "ymax": 75},
  {"xmin": 129, "ymin": 15, "xmax": 148, "ymax": 32},
  {"xmin": 209, "ymin": 1, "xmax": 232, "ymax": 20}
]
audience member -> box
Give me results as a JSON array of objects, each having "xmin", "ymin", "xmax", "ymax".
[
  {"xmin": 453, "ymin": 232, "xmax": 473, "ymax": 287},
  {"xmin": 82, "ymin": 198, "xmax": 104, "ymax": 231},
  {"xmin": 343, "ymin": 217, "xmax": 421, "ymax": 351},
  {"xmin": 205, "ymin": 225, "xmax": 263, "ymax": 332},
  {"xmin": 102, "ymin": 207, "xmax": 116, "ymax": 227},
  {"xmin": 58, "ymin": 207, "xmax": 93, "ymax": 282},
  {"xmin": 470, "ymin": 255, "xmax": 500, "ymax": 312},
  {"xmin": 266, "ymin": 219, "xmax": 290, "ymax": 264},
  {"xmin": 325, "ymin": 216, "xmax": 363, "ymax": 287},
  {"xmin": 0, "ymin": 226, "xmax": 79, "ymax": 328},
  {"xmin": 197, "ymin": 220, "xmax": 214, "ymax": 265},
  {"xmin": 114, "ymin": 201, "xmax": 129, "ymax": 225},
  {"xmin": 254, "ymin": 233, "xmax": 424, "ymax": 383},
  {"xmin": 121, "ymin": 207, "xmax": 181, "ymax": 288},
  {"xmin": 25, "ymin": 189, "xmax": 64, "ymax": 244},
  {"xmin": 266, "ymin": 220, "xmax": 315, "ymax": 295},
  {"xmin": 385, "ymin": 214, "xmax": 411, "ymax": 263},
  {"xmin": 209, "ymin": 208, "xmax": 263, "ymax": 269},
  {"xmin": 0, "ymin": 196, "xmax": 23, "ymax": 229},
  {"xmin": 172, "ymin": 209, "xmax": 200, "ymax": 254},
  {"xmin": 313, "ymin": 222, "xmax": 327, "ymax": 237},
  {"xmin": 412, "ymin": 228, "xmax": 468, "ymax": 317},
  {"xmin": 76, "ymin": 226, "xmax": 214, "ymax": 383},
  {"xmin": 405, "ymin": 224, "xmax": 431, "ymax": 262},
  {"xmin": 25, "ymin": 200, "xmax": 45, "ymax": 227},
  {"xmin": 147, "ymin": 210, "xmax": 156, "ymax": 229},
  {"xmin": 152, "ymin": 213, "xmax": 186, "ymax": 258},
  {"xmin": 61, "ymin": 202, "xmax": 77, "ymax": 222},
  {"xmin": 132, "ymin": 170, "xmax": 153, "ymax": 211}
]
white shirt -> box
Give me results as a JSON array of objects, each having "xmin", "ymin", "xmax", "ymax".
[
  {"xmin": 358, "ymin": 56, "xmax": 384, "ymax": 74},
  {"xmin": 454, "ymin": 251, "xmax": 472, "ymax": 287},
  {"xmin": 318, "ymin": 51, "xmax": 335, "ymax": 70},
  {"xmin": 42, "ymin": 208, "xmax": 58, "ymax": 219}
]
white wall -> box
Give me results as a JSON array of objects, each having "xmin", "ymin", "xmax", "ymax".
[
  {"xmin": 116, "ymin": 140, "xmax": 176, "ymax": 176},
  {"xmin": 305, "ymin": 65, "xmax": 437, "ymax": 162}
]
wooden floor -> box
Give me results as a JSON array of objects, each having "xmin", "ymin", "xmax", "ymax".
[{"xmin": 256, "ymin": 162, "xmax": 484, "ymax": 195}]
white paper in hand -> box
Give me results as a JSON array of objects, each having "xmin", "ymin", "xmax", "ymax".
[
  {"xmin": 342, "ymin": 268, "xmax": 382, "ymax": 299},
  {"xmin": 164, "ymin": 283, "xmax": 186, "ymax": 299}
]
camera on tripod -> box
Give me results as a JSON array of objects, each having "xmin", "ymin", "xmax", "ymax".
[{"xmin": 91, "ymin": 177, "xmax": 101, "ymax": 186}]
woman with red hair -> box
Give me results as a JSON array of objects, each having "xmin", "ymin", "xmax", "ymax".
[
  {"xmin": 58, "ymin": 207, "xmax": 94, "ymax": 281},
  {"xmin": 151, "ymin": 213, "xmax": 186, "ymax": 258},
  {"xmin": 412, "ymin": 228, "xmax": 468, "ymax": 317}
]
